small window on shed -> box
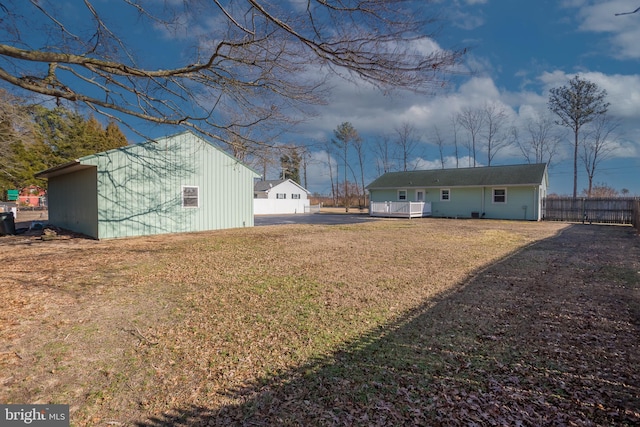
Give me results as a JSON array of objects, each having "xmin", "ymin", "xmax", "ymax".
[
  {"xmin": 441, "ymin": 189, "xmax": 450, "ymax": 201},
  {"xmin": 398, "ymin": 190, "xmax": 407, "ymax": 201},
  {"xmin": 182, "ymin": 186, "xmax": 199, "ymax": 208},
  {"xmin": 493, "ymin": 188, "xmax": 507, "ymax": 204}
]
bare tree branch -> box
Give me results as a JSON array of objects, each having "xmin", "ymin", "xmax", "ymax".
[
  {"xmin": 0, "ymin": 0, "xmax": 465, "ymax": 148},
  {"xmin": 615, "ymin": 6, "xmax": 640, "ymax": 16}
]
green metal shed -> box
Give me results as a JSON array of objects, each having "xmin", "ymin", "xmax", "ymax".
[{"xmin": 36, "ymin": 131, "xmax": 260, "ymax": 239}]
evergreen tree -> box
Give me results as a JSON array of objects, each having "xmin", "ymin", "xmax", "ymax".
[
  {"xmin": 31, "ymin": 106, "xmax": 129, "ymax": 165},
  {"xmin": 280, "ymin": 146, "xmax": 301, "ymax": 184},
  {"xmin": 0, "ymin": 103, "xmax": 130, "ymax": 197},
  {"xmin": 0, "ymin": 90, "xmax": 40, "ymax": 198},
  {"xmin": 105, "ymin": 121, "xmax": 128, "ymax": 151}
]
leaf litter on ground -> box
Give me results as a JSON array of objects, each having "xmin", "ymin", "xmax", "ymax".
[{"xmin": 1, "ymin": 219, "xmax": 639, "ymax": 426}]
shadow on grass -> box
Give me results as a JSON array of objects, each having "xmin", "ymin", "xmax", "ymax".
[{"xmin": 138, "ymin": 224, "xmax": 640, "ymax": 426}]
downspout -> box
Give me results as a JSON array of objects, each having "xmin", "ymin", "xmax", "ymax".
[{"xmin": 533, "ymin": 186, "xmax": 538, "ymax": 220}]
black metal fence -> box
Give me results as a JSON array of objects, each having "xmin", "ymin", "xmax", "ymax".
[{"xmin": 542, "ymin": 197, "xmax": 639, "ymax": 225}]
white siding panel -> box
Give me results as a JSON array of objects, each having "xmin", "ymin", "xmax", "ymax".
[{"xmin": 254, "ymin": 199, "xmax": 310, "ymax": 215}]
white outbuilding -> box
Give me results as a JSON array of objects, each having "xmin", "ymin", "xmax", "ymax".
[{"xmin": 253, "ymin": 179, "xmax": 311, "ymax": 215}]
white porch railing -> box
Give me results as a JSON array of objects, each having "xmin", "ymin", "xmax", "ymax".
[{"xmin": 369, "ymin": 201, "xmax": 432, "ymax": 218}]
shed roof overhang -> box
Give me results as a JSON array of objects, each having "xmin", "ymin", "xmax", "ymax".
[{"xmin": 35, "ymin": 160, "xmax": 96, "ymax": 179}]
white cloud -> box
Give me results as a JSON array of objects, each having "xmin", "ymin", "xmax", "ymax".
[
  {"xmin": 609, "ymin": 140, "xmax": 638, "ymax": 158},
  {"xmin": 567, "ymin": 0, "xmax": 640, "ymax": 59},
  {"xmin": 411, "ymin": 155, "xmax": 476, "ymax": 170},
  {"xmin": 458, "ymin": 76, "xmax": 501, "ymax": 103}
]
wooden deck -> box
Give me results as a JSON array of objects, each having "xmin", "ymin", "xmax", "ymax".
[{"xmin": 370, "ymin": 201, "xmax": 432, "ymax": 218}]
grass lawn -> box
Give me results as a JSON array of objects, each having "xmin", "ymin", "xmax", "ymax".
[{"xmin": 1, "ymin": 219, "xmax": 639, "ymax": 426}]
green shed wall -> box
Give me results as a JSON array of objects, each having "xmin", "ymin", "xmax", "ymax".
[
  {"xmin": 48, "ymin": 167, "xmax": 99, "ymax": 238},
  {"xmin": 78, "ymin": 132, "xmax": 258, "ymax": 239}
]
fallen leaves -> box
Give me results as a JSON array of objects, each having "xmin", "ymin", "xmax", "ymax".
[{"xmin": 1, "ymin": 221, "xmax": 639, "ymax": 426}]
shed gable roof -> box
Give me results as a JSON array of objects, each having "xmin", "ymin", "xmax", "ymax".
[
  {"xmin": 366, "ymin": 163, "xmax": 548, "ymax": 189},
  {"xmin": 36, "ymin": 131, "xmax": 259, "ymax": 179}
]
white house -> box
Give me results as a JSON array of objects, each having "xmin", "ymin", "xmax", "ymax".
[{"xmin": 254, "ymin": 179, "xmax": 311, "ymax": 215}]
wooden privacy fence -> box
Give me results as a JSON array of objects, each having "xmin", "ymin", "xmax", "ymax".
[
  {"xmin": 633, "ymin": 199, "xmax": 640, "ymax": 231},
  {"xmin": 543, "ymin": 197, "xmax": 639, "ymax": 225}
]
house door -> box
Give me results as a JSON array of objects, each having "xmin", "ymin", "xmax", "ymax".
[{"xmin": 416, "ymin": 190, "xmax": 424, "ymax": 202}]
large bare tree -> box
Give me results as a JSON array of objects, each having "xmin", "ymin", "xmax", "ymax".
[
  {"xmin": 449, "ymin": 114, "xmax": 461, "ymax": 168},
  {"xmin": 0, "ymin": 0, "xmax": 465, "ymax": 147},
  {"xmin": 394, "ymin": 121, "xmax": 421, "ymax": 171},
  {"xmin": 457, "ymin": 107, "xmax": 484, "ymax": 167},
  {"xmin": 548, "ymin": 75, "xmax": 609, "ymax": 198},
  {"xmin": 372, "ymin": 133, "xmax": 395, "ymax": 176},
  {"xmin": 432, "ymin": 125, "xmax": 446, "ymax": 169},
  {"xmin": 482, "ymin": 101, "xmax": 510, "ymax": 166},
  {"xmin": 514, "ymin": 114, "xmax": 561, "ymax": 166},
  {"xmin": 580, "ymin": 114, "xmax": 620, "ymax": 197}
]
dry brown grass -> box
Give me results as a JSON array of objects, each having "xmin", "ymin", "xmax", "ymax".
[{"xmin": 1, "ymin": 219, "xmax": 638, "ymax": 426}]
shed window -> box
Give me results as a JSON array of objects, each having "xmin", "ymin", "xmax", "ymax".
[
  {"xmin": 182, "ymin": 186, "xmax": 199, "ymax": 208},
  {"xmin": 292, "ymin": 193, "xmax": 301, "ymax": 199},
  {"xmin": 398, "ymin": 190, "xmax": 407, "ymax": 201},
  {"xmin": 493, "ymin": 188, "xmax": 507, "ymax": 204},
  {"xmin": 276, "ymin": 193, "xmax": 286, "ymax": 199},
  {"xmin": 440, "ymin": 189, "xmax": 450, "ymax": 201}
]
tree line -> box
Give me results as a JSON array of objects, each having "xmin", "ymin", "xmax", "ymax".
[
  {"xmin": 0, "ymin": 90, "xmax": 128, "ymax": 200},
  {"xmin": 1, "ymin": 73, "xmax": 627, "ymax": 207},
  {"xmin": 320, "ymin": 75, "xmax": 626, "ymax": 207}
]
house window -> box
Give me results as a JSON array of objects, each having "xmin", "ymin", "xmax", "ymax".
[
  {"xmin": 398, "ymin": 190, "xmax": 407, "ymax": 201},
  {"xmin": 182, "ymin": 186, "xmax": 199, "ymax": 208},
  {"xmin": 441, "ymin": 189, "xmax": 450, "ymax": 201},
  {"xmin": 416, "ymin": 191, "xmax": 424, "ymax": 202},
  {"xmin": 493, "ymin": 188, "xmax": 507, "ymax": 203},
  {"xmin": 276, "ymin": 193, "xmax": 286, "ymax": 199},
  {"xmin": 292, "ymin": 194, "xmax": 301, "ymax": 199}
]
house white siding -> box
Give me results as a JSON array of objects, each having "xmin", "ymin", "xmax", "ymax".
[{"xmin": 253, "ymin": 179, "xmax": 310, "ymax": 215}]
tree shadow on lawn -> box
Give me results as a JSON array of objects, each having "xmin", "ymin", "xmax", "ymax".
[{"xmin": 138, "ymin": 224, "xmax": 640, "ymax": 426}]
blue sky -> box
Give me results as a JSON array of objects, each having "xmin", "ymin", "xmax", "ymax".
[
  {"xmin": 288, "ymin": 0, "xmax": 640, "ymax": 196},
  {"xmin": 8, "ymin": 0, "xmax": 639, "ymax": 196}
]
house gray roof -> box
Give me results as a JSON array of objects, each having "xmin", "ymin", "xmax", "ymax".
[
  {"xmin": 254, "ymin": 179, "xmax": 286, "ymax": 192},
  {"xmin": 366, "ymin": 163, "xmax": 548, "ymax": 189}
]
